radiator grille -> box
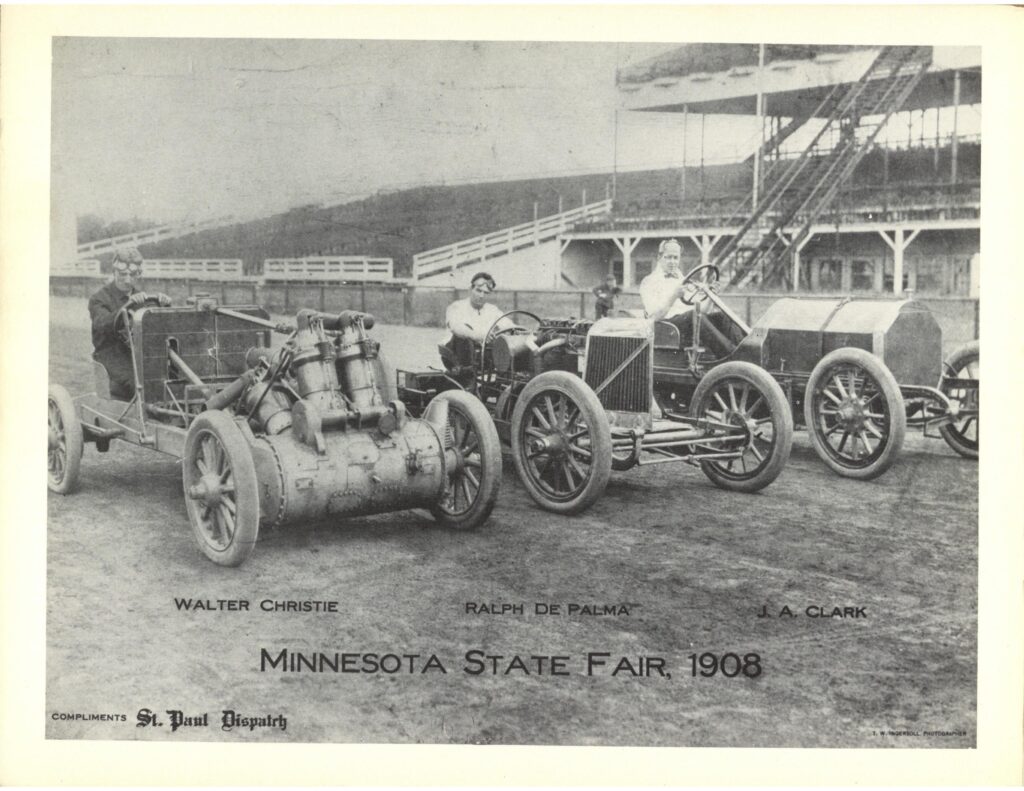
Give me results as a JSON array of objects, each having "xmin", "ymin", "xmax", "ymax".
[{"xmin": 584, "ymin": 335, "xmax": 652, "ymax": 414}]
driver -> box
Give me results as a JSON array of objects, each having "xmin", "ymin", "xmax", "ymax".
[
  {"xmin": 638, "ymin": 239, "xmax": 695, "ymax": 333},
  {"xmin": 88, "ymin": 247, "xmax": 171, "ymax": 399},
  {"xmin": 444, "ymin": 271, "xmax": 511, "ymax": 345}
]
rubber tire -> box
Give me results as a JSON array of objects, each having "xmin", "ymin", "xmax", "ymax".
[
  {"xmin": 510, "ymin": 370, "xmax": 612, "ymax": 515},
  {"xmin": 182, "ymin": 410, "xmax": 260, "ymax": 567},
  {"xmin": 47, "ymin": 384, "xmax": 84, "ymax": 494},
  {"xmin": 428, "ymin": 390, "xmax": 502, "ymax": 530},
  {"xmin": 938, "ymin": 341, "xmax": 979, "ymax": 459},
  {"xmin": 689, "ymin": 361, "xmax": 793, "ymax": 493},
  {"xmin": 804, "ymin": 347, "xmax": 906, "ymax": 480}
]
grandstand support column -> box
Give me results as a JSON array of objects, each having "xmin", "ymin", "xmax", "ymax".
[
  {"xmin": 951, "ymin": 70, "xmax": 961, "ymax": 184},
  {"xmin": 681, "ymin": 105, "xmax": 688, "ymax": 203},
  {"xmin": 611, "ymin": 236, "xmax": 640, "ymax": 288},
  {"xmin": 752, "ymin": 43, "xmax": 765, "ymax": 211},
  {"xmin": 787, "ymin": 232, "xmax": 815, "ymax": 292},
  {"xmin": 682, "ymin": 234, "xmax": 722, "ymax": 267},
  {"xmin": 879, "ymin": 227, "xmax": 921, "ymax": 295}
]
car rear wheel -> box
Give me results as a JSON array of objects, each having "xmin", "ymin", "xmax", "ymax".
[
  {"xmin": 183, "ymin": 410, "xmax": 260, "ymax": 567},
  {"xmin": 48, "ymin": 384, "xmax": 84, "ymax": 494},
  {"xmin": 938, "ymin": 341, "xmax": 978, "ymax": 459},
  {"xmin": 511, "ymin": 371, "xmax": 612, "ymax": 514},
  {"xmin": 429, "ymin": 390, "xmax": 502, "ymax": 530},
  {"xmin": 804, "ymin": 348, "xmax": 906, "ymax": 480},
  {"xmin": 689, "ymin": 362, "xmax": 793, "ymax": 492}
]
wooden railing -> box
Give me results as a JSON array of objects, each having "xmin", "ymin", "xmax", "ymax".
[
  {"xmin": 412, "ymin": 199, "xmax": 613, "ymax": 280},
  {"xmin": 263, "ymin": 256, "xmax": 394, "ymax": 282},
  {"xmin": 142, "ymin": 259, "xmax": 245, "ymax": 280},
  {"xmin": 76, "ymin": 216, "xmax": 237, "ymax": 256},
  {"xmin": 51, "ymin": 259, "xmax": 101, "ymax": 277}
]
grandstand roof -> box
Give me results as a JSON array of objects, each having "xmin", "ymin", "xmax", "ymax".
[
  {"xmin": 617, "ymin": 44, "xmax": 869, "ymax": 84},
  {"xmin": 618, "ymin": 45, "xmax": 981, "ymax": 117}
]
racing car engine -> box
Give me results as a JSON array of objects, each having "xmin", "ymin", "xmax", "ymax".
[{"xmin": 219, "ymin": 310, "xmax": 459, "ymax": 529}]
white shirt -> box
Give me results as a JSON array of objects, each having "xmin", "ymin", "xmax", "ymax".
[
  {"xmin": 639, "ymin": 268, "xmax": 691, "ymax": 320},
  {"xmin": 445, "ymin": 298, "xmax": 509, "ymax": 343}
]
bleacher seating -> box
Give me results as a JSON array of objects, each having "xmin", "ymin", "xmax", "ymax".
[{"xmin": 131, "ymin": 140, "xmax": 979, "ymax": 280}]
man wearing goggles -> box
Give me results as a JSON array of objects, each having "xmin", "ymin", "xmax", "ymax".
[
  {"xmin": 444, "ymin": 271, "xmax": 510, "ymax": 345},
  {"xmin": 437, "ymin": 271, "xmax": 514, "ymax": 377},
  {"xmin": 87, "ymin": 247, "xmax": 171, "ymax": 399}
]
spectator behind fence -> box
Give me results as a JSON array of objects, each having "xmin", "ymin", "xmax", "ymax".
[{"xmin": 592, "ymin": 273, "xmax": 621, "ymax": 319}]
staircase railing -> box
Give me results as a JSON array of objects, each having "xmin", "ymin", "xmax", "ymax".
[
  {"xmin": 76, "ymin": 216, "xmax": 238, "ymax": 256},
  {"xmin": 721, "ymin": 46, "xmax": 932, "ymax": 289},
  {"xmin": 412, "ymin": 199, "xmax": 613, "ymax": 281},
  {"xmin": 736, "ymin": 50, "xmax": 931, "ymax": 287}
]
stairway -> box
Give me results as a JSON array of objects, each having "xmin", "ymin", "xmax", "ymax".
[
  {"xmin": 76, "ymin": 216, "xmax": 239, "ymax": 257},
  {"xmin": 412, "ymin": 199, "xmax": 613, "ymax": 281},
  {"xmin": 716, "ymin": 46, "xmax": 932, "ymax": 289}
]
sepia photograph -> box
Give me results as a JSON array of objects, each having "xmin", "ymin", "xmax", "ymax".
[{"xmin": 3, "ymin": 4, "xmax": 1022, "ymax": 786}]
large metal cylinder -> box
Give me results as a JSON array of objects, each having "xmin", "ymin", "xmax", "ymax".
[
  {"xmin": 250, "ymin": 418, "xmax": 446, "ymax": 528},
  {"xmin": 491, "ymin": 334, "xmax": 533, "ymax": 372},
  {"xmin": 243, "ymin": 382, "xmax": 294, "ymax": 435},
  {"xmin": 336, "ymin": 326, "xmax": 385, "ymax": 411}
]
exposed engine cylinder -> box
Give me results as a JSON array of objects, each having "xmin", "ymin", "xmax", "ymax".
[
  {"xmin": 233, "ymin": 308, "xmax": 463, "ymax": 528},
  {"xmin": 292, "ymin": 310, "xmax": 348, "ymax": 414},
  {"xmin": 242, "ymin": 382, "xmax": 293, "ymax": 435}
]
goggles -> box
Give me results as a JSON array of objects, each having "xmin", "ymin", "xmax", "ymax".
[
  {"xmin": 471, "ymin": 282, "xmax": 495, "ymax": 294},
  {"xmin": 113, "ymin": 264, "xmax": 142, "ymax": 276}
]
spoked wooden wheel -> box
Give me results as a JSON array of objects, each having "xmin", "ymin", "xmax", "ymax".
[
  {"xmin": 690, "ymin": 362, "xmax": 793, "ymax": 493},
  {"xmin": 183, "ymin": 410, "xmax": 260, "ymax": 567},
  {"xmin": 47, "ymin": 384, "xmax": 83, "ymax": 494},
  {"xmin": 429, "ymin": 390, "xmax": 502, "ymax": 530},
  {"xmin": 938, "ymin": 341, "xmax": 978, "ymax": 459},
  {"xmin": 804, "ymin": 347, "xmax": 906, "ymax": 480},
  {"xmin": 511, "ymin": 371, "xmax": 612, "ymax": 514}
]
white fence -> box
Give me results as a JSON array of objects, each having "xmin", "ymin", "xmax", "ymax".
[
  {"xmin": 263, "ymin": 257, "xmax": 394, "ymax": 282},
  {"xmin": 412, "ymin": 199, "xmax": 613, "ymax": 281},
  {"xmin": 76, "ymin": 216, "xmax": 237, "ymax": 256},
  {"xmin": 143, "ymin": 259, "xmax": 245, "ymax": 280},
  {"xmin": 51, "ymin": 259, "xmax": 102, "ymax": 277}
]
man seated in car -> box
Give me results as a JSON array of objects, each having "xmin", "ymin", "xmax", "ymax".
[
  {"xmin": 639, "ymin": 239, "xmax": 694, "ymax": 332},
  {"xmin": 440, "ymin": 272, "xmax": 513, "ymax": 372},
  {"xmin": 639, "ymin": 238, "xmax": 737, "ymax": 358},
  {"xmin": 88, "ymin": 246, "xmax": 171, "ymax": 399}
]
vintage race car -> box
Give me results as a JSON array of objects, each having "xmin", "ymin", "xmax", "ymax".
[
  {"xmin": 399, "ymin": 301, "xmax": 796, "ymax": 515},
  {"xmin": 642, "ymin": 264, "xmax": 978, "ymax": 479},
  {"xmin": 398, "ymin": 264, "xmax": 977, "ymax": 504},
  {"xmin": 47, "ymin": 294, "xmax": 501, "ymax": 566}
]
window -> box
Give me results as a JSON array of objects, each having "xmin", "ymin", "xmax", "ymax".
[
  {"xmin": 816, "ymin": 259, "xmax": 843, "ymax": 291},
  {"xmin": 950, "ymin": 256, "xmax": 972, "ymax": 295},
  {"xmin": 850, "ymin": 259, "xmax": 876, "ymax": 291},
  {"xmin": 914, "ymin": 256, "xmax": 946, "ymax": 294},
  {"xmin": 884, "ymin": 256, "xmax": 914, "ymax": 294}
]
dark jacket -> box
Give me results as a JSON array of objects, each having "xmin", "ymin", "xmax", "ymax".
[
  {"xmin": 88, "ymin": 281, "xmax": 138, "ymax": 398},
  {"xmin": 592, "ymin": 284, "xmax": 621, "ymax": 318}
]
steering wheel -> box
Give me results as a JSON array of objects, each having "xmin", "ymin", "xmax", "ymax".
[
  {"xmin": 678, "ymin": 263, "xmax": 721, "ymax": 306},
  {"xmin": 113, "ymin": 295, "xmax": 163, "ymax": 345},
  {"xmin": 480, "ymin": 310, "xmax": 542, "ymax": 374}
]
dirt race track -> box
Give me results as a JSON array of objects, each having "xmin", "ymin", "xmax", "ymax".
[{"xmin": 46, "ymin": 296, "xmax": 976, "ymax": 747}]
